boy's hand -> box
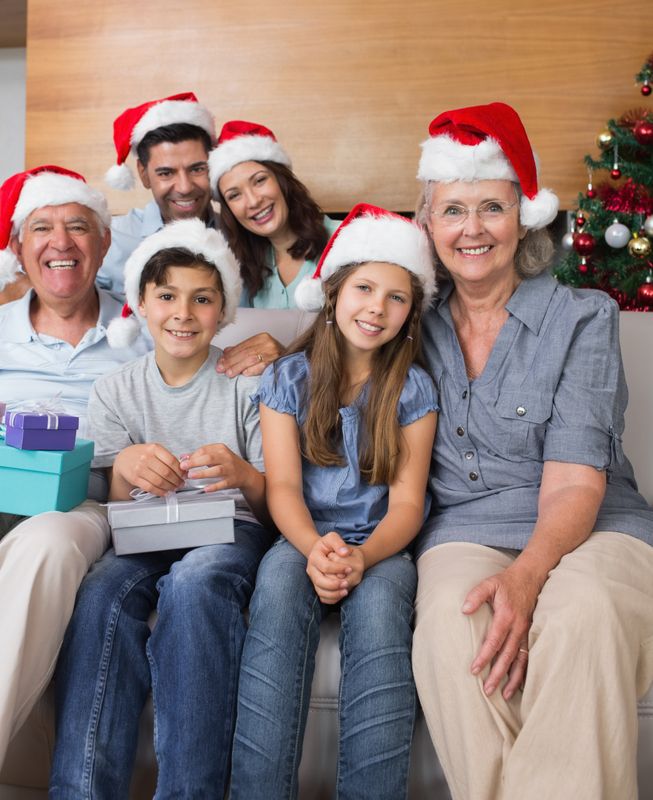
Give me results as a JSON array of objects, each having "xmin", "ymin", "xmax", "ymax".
[
  {"xmin": 113, "ymin": 444, "xmax": 185, "ymax": 497},
  {"xmin": 306, "ymin": 532, "xmax": 352, "ymax": 604},
  {"xmin": 215, "ymin": 333, "xmax": 284, "ymax": 377},
  {"xmin": 180, "ymin": 444, "xmax": 255, "ymax": 492}
]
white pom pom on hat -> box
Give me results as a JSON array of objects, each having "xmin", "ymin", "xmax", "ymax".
[
  {"xmin": 417, "ymin": 101, "xmax": 559, "ymax": 230},
  {"xmin": 105, "ymin": 92, "xmax": 216, "ymax": 190},
  {"xmin": 107, "ymin": 218, "xmax": 243, "ymax": 348},
  {"xmin": 294, "ymin": 203, "xmax": 436, "ymax": 312},
  {"xmin": 208, "ymin": 120, "xmax": 292, "ymax": 197},
  {"xmin": 0, "ymin": 165, "xmax": 111, "ymax": 290}
]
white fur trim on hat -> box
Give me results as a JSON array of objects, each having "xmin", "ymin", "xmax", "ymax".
[
  {"xmin": 294, "ymin": 275, "xmax": 325, "ymax": 312},
  {"xmin": 520, "ymin": 188, "xmax": 559, "ymax": 230},
  {"xmin": 417, "ymin": 135, "xmax": 518, "ymax": 184},
  {"xmin": 12, "ymin": 172, "xmax": 111, "ymax": 234},
  {"xmin": 209, "ymin": 136, "xmax": 292, "ymax": 195},
  {"xmin": 131, "ymin": 100, "xmax": 215, "ymax": 152},
  {"xmin": 113, "ymin": 218, "xmax": 242, "ymax": 348},
  {"xmin": 0, "ymin": 249, "xmax": 21, "ymax": 291},
  {"xmin": 105, "ymin": 162, "xmax": 136, "ymax": 191},
  {"xmin": 322, "ymin": 216, "xmax": 435, "ymax": 310},
  {"xmin": 106, "ymin": 314, "xmax": 142, "ymax": 349}
]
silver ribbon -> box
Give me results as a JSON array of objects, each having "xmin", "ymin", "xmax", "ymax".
[{"xmin": 6, "ymin": 395, "xmax": 67, "ymax": 430}]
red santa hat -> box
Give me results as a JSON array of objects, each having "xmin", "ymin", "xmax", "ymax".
[
  {"xmin": 294, "ymin": 203, "xmax": 436, "ymax": 312},
  {"xmin": 417, "ymin": 102, "xmax": 559, "ymax": 230},
  {"xmin": 208, "ymin": 120, "xmax": 292, "ymax": 196},
  {"xmin": 0, "ymin": 165, "xmax": 111, "ymax": 291},
  {"xmin": 105, "ymin": 92, "xmax": 216, "ymax": 191},
  {"xmin": 106, "ymin": 218, "xmax": 242, "ymax": 348}
]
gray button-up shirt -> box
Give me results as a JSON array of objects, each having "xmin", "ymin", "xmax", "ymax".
[{"xmin": 417, "ymin": 271, "xmax": 653, "ymax": 557}]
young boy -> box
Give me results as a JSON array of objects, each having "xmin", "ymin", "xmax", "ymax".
[{"xmin": 49, "ymin": 219, "xmax": 274, "ymax": 799}]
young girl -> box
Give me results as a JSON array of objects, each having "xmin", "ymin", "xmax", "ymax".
[
  {"xmin": 230, "ymin": 203, "xmax": 438, "ymax": 800},
  {"xmin": 49, "ymin": 219, "xmax": 274, "ymax": 799},
  {"xmin": 208, "ymin": 120, "xmax": 339, "ymax": 376}
]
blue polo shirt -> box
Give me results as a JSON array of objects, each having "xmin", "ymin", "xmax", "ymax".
[{"xmin": 417, "ymin": 272, "xmax": 653, "ymax": 557}]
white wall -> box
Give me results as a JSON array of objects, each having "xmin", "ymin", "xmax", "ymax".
[{"xmin": 0, "ymin": 47, "xmax": 25, "ymax": 183}]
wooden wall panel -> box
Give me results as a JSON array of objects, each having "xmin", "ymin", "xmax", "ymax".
[{"xmin": 25, "ymin": 0, "xmax": 651, "ymax": 215}]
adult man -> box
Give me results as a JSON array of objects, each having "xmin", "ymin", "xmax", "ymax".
[
  {"xmin": 97, "ymin": 91, "xmax": 217, "ymax": 296},
  {"xmin": 0, "ymin": 166, "xmax": 149, "ymax": 768}
]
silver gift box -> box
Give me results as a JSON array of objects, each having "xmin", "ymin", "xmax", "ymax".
[{"xmin": 108, "ymin": 492, "xmax": 235, "ymax": 555}]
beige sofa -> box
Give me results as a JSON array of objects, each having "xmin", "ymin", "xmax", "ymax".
[{"xmin": 1, "ymin": 308, "xmax": 652, "ymax": 800}]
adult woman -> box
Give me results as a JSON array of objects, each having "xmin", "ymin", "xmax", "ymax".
[
  {"xmin": 208, "ymin": 121, "xmax": 338, "ymax": 375},
  {"xmin": 412, "ymin": 102, "xmax": 653, "ymax": 800}
]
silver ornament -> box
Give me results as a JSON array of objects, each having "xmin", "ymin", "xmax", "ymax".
[
  {"xmin": 604, "ymin": 222, "xmax": 630, "ymax": 249},
  {"xmin": 561, "ymin": 232, "xmax": 574, "ymax": 250},
  {"xmin": 644, "ymin": 215, "xmax": 653, "ymax": 237}
]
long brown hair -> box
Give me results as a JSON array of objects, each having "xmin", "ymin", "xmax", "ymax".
[
  {"xmin": 218, "ymin": 161, "xmax": 329, "ymax": 301},
  {"xmin": 284, "ymin": 264, "xmax": 426, "ymax": 486}
]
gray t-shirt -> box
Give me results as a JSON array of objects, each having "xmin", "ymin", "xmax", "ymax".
[{"xmin": 87, "ymin": 345, "xmax": 262, "ymax": 521}]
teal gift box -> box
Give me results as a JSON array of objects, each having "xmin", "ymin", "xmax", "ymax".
[{"xmin": 0, "ymin": 438, "xmax": 94, "ymax": 515}]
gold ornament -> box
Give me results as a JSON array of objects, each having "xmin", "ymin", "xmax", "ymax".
[
  {"xmin": 627, "ymin": 235, "xmax": 652, "ymax": 258},
  {"xmin": 596, "ymin": 129, "xmax": 614, "ymax": 150}
]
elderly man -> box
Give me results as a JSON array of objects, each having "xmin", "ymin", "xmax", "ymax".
[
  {"xmin": 97, "ymin": 91, "xmax": 217, "ymax": 297},
  {"xmin": 0, "ymin": 165, "xmax": 149, "ymax": 767}
]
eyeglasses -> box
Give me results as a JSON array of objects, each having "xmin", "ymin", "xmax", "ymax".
[{"xmin": 430, "ymin": 200, "xmax": 519, "ymax": 227}]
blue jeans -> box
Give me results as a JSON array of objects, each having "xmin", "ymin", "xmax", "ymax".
[
  {"xmin": 230, "ymin": 538, "xmax": 417, "ymax": 800},
  {"xmin": 49, "ymin": 520, "xmax": 272, "ymax": 800}
]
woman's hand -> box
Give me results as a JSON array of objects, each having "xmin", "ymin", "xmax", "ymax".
[
  {"xmin": 216, "ymin": 333, "xmax": 284, "ymax": 377},
  {"xmin": 111, "ymin": 443, "xmax": 185, "ymax": 499},
  {"xmin": 180, "ymin": 444, "xmax": 257, "ymax": 493},
  {"xmin": 462, "ymin": 562, "xmax": 543, "ymax": 700},
  {"xmin": 306, "ymin": 532, "xmax": 352, "ymax": 604}
]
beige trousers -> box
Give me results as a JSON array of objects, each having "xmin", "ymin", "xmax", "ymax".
[
  {"xmin": 0, "ymin": 500, "xmax": 109, "ymax": 768},
  {"xmin": 412, "ymin": 532, "xmax": 653, "ymax": 800}
]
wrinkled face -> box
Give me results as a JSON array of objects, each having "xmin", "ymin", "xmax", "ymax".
[
  {"xmin": 138, "ymin": 264, "xmax": 224, "ymax": 371},
  {"xmin": 426, "ymin": 179, "xmax": 525, "ymax": 288},
  {"xmin": 137, "ymin": 139, "xmax": 212, "ymax": 223},
  {"xmin": 218, "ymin": 161, "xmax": 291, "ymax": 240},
  {"xmin": 334, "ymin": 261, "xmax": 413, "ymax": 360},
  {"xmin": 11, "ymin": 202, "xmax": 110, "ymax": 304}
]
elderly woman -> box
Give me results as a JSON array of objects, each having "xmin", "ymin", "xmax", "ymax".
[{"xmin": 412, "ymin": 102, "xmax": 653, "ymax": 800}]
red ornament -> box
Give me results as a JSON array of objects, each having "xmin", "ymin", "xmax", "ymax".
[
  {"xmin": 642, "ymin": 84, "xmax": 652, "ymax": 97},
  {"xmin": 633, "ymin": 119, "xmax": 653, "ymax": 145},
  {"xmin": 578, "ymin": 261, "xmax": 590, "ymax": 274},
  {"xmin": 575, "ymin": 214, "xmax": 586, "ymax": 228},
  {"xmin": 636, "ymin": 277, "xmax": 653, "ymax": 308},
  {"xmin": 586, "ymin": 188, "xmax": 597, "ymax": 199},
  {"xmin": 573, "ymin": 232, "xmax": 595, "ymax": 256},
  {"xmin": 611, "ymin": 168, "xmax": 622, "ymax": 179}
]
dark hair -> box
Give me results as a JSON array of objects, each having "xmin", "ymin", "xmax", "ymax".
[
  {"xmin": 284, "ymin": 264, "xmax": 427, "ymax": 486},
  {"xmin": 138, "ymin": 246, "xmax": 223, "ymax": 299},
  {"xmin": 136, "ymin": 123, "xmax": 212, "ymax": 167},
  {"xmin": 218, "ymin": 161, "xmax": 329, "ymax": 300}
]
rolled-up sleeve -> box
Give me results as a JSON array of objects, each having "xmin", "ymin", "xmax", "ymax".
[{"xmin": 543, "ymin": 297, "xmax": 624, "ymax": 470}]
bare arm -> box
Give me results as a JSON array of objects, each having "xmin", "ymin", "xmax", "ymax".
[{"xmin": 463, "ymin": 460, "xmax": 606, "ymax": 698}]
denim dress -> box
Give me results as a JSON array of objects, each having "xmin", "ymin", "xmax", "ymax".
[{"xmin": 254, "ymin": 351, "xmax": 439, "ymax": 543}]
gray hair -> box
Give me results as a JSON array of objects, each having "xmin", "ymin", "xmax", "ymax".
[{"xmin": 415, "ymin": 181, "xmax": 554, "ymax": 283}]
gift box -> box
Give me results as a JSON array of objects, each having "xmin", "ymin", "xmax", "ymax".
[
  {"xmin": 5, "ymin": 411, "xmax": 79, "ymax": 451},
  {"xmin": 108, "ymin": 491, "xmax": 235, "ymax": 555},
  {"xmin": 0, "ymin": 438, "xmax": 94, "ymax": 515}
]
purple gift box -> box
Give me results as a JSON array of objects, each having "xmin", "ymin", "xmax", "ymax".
[{"xmin": 5, "ymin": 411, "xmax": 79, "ymax": 451}]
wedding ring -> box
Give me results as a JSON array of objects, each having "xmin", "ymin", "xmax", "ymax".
[
  {"xmin": 518, "ymin": 648, "xmax": 529, "ymax": 656},
  {"xmin": 256, "ymin": 353, "xmax": 264, "ymax": 363}
]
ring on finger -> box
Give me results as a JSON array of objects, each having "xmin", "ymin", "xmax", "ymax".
[
  {"xmin": 256, "ymin": 353, "xmax": 264, "ymax": 363},
  {"xmin": 518, "ymin": 647, "xmax": 529, "ymax": 656}
]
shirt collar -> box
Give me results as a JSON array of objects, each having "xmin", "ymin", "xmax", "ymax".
[
  {"xmin": 0, "ymin": 287, "xmax": 124, "ymax": 344},
  {"xmin": 434, "ymin": 271, "xmax": 557, "ymax": 336}
]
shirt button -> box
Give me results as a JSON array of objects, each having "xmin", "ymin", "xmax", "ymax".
[
  {"xmin": 465, "ymin": 451, "xmax": 474, "ymax": 460},
  {"xmin": 456, "ymin": 426, "xmax": 465, "ymax": 436},
  {"xmin": 516, "ymin": 406, "xmax": 527, "ymax": 417},
  {"xmin": 469, "ymin": 471, "xmax": 479, "ymax": 481},
  {"xmin": 462, "ymin": 390, "xmax": 468, "ymax": 399}
]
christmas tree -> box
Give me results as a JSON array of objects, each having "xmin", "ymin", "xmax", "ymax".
[{"xmin": 553, "ymin": 52, "xmax": 653, "ymax": 310}]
